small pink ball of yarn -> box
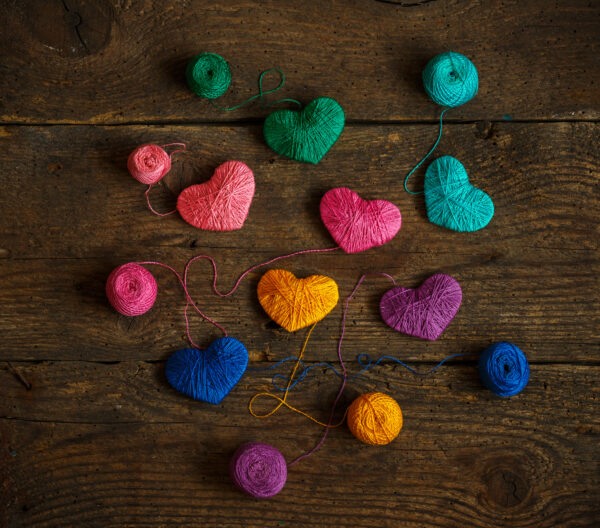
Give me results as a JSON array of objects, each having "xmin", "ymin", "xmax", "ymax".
[
  {"xmin": 106, "ymin": 263, "xmax": 157, "ymax": 316},
  {"xmin": 127, "ymin": 144, "xmax": 171, "ymax": 184}
]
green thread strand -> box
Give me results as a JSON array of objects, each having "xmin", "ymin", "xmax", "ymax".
[
  {"xmin": 210, "ymin": 69, "xmax": 302, "ymax": 111},
  {"xmin": 404, "ymin": 108, "xmax": 448, "ymax": 195}
]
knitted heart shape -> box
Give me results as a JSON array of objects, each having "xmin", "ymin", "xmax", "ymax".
[
  {"xmin": 320, "ymin": 187, "xmax": 402, "ymax": 253},
  {"xmin": 165, "ymin": 337, "xmax": 248, "ymax": 404},
  {"xmin": 263, "ymin": 97, "xmax": 345, "ymax": 164},
  {"xmin": 380, "ymin": 274, "xmax": 462, "ymax": 341},
  {"xmin": 424, "ymin": 156, "xmax": 494, "ymax": 232},
  {"xmin": 257, "ymin": 269, "xmax": 339, "ymax": 332},
  {"xmin": 176, "ymin": 160, "xmax": 255, "ymax": 231}
]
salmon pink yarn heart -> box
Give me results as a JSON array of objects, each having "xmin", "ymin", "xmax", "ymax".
[
  {"xmin": 320, "ymin": 188, "xmax": 402, "ymax": 253},
  {"xmin": 380, "ymin": 274, "xmax": 462, "ymax": 341},
  {"xmin": 176, "ymin": 161, "xmax": 255, "ymax": 231}
]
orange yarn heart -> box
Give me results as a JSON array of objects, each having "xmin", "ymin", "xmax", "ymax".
[{"xmin": 257, "ymin": 270, "xmax": 339, "ymax": 332}]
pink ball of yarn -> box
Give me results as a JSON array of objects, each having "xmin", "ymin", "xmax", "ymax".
[
  {"xmin": 127, "ymin": 144, "xmax": 171, "ymax": 184},
  {"xmin": 106, "ymin": 263, "xmax": 158, "ymax": 316}
]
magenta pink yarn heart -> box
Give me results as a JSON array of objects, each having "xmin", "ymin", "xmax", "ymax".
[
  {"xmin": 320, "ymin": 188, "xmax": 402, "ymax": 253},
  {"xmin": 176, "ymin": 161, "xmax": 255, "ymax": 231},
  {"xmin": 380, "ymin": 274, "xmax": 462, "ymax": 341}
]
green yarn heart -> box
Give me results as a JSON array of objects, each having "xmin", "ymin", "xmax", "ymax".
[
  {"xmin": 263, "ymin": 97, "xmax": 345, "ymax": 164},
  {"xmin": 424, "ymin": 156, "xmax": 494, "ymax": 232}
]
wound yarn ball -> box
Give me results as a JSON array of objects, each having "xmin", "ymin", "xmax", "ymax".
[
  {"xmin": 186, "ymin": 53, "xmax": 231, "ymax": 99},
  {"xmin": 347, "ymin": 392, "xmax": 403, "ymax": 446},
  {"xmin": 422, "ymin": 51, "xmax": 478, "ymax": 108},
  {"xmin": 230, "ymin": 442, "xmax": 287, "ymax": 498},
  {"xmin": 263, "ymin": 97, "xmax": 345, "ymax": 164},
  {"xmin": 320, "ymin": 187, "xmax": 402, "ymax": 254},
  {"xmin": 424, "ymin": 156, "xmax": 494, "ymax": 232},
  {"xmin": 106, "ymin": 263, "xmax": 157, "ymax": 316},
  {"xmin": 257, "ymin": 269, "xmax": 339, "ymax": 332},
  {"xmin": 165, "ymin": 337, "xmax": 248, "ymax": 405},
  {"xmin": 127, "ymin": 144, "xmax": 172, "ymax": 184},
  {"xmin": 380, "ymin": 273, "xmax": 462, "ymax": 341},
  {"xmin": 176, "ymin": 161, "xmax": 255, "ymax": 231},
  {"xmin": 479, "ymin": 342, "xmax": 530, "ymax": 397}
]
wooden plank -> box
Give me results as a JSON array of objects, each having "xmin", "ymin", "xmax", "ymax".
[
  {"xmin": 1, "ymin": 364, "xmax": 598, "ymax": 527},
  {"xmin": 0, "ymin": 122, "xmax": 597, "ymax": 362},
  {"xmin": 0, "ymin": 252, "xmax": 597, "ymax": 363},
  {"xmin": 1, "ymin": 0, "xmax": 598, "ymax": 124},
  {"xmin": 0, "ymin": 122, "xmax": 597, "ymax": 258}
]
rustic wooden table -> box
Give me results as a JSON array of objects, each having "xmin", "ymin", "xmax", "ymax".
[{"xmin": 1, "ymin": 1, "xmax": 598, "ymax": 527}]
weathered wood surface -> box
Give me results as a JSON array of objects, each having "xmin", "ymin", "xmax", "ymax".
[
  {"xmin": 0, "ymin": 123, "xmax": 597, "ymax": 362},
  {"xmin": 1, "ymin": 0, "xmax": 599, "ymax": 527},
  {"xmin": 1, "ymin": 363, "xmax": 599, "ymax": 527},
  {"xmin": 0, "ymin": 0, "xmax": 599, "ymax": 123}
]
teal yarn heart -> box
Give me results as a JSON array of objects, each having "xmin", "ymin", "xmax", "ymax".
[
  {"xmin": 424, "ymin": 156, "xmax": 494, "ymax": 232},
  {"xmin": 263, "ymin": 97, "xmax": 345, "ymax": 164},
  {"xmin": 165, "ymin": 337, "xmax": 248, "ymax": 404}
]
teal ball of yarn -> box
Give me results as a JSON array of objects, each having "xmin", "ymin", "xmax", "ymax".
[
  {"xmin": 186, "ymin": 53, "xmax": 231, "ymax": 99},
  {"xmin": 422, "ymin": 52, "xmax": 478, "ymax": 108}
]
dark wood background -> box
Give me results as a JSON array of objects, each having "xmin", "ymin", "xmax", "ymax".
[{"xmin": 0, "ymin": 1, "xmax": 598, "ymax": 526}]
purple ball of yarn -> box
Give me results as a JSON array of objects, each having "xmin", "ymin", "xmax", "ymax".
[{"xmin": 230, "ymin": 442, "xmax": 287, "ymax": 498}]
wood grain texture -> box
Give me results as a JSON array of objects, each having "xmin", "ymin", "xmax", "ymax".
[
  {"xmin": 0, "ymin": 123, "xmax": 597, "ymax": 362},
  {"xmin": 1, "ymin": 363, "xmax": 599, "ymax": 527},
  {"xmin": 1, "ymin": 0, "xmax": 599, "ymax": 526},
  {"xmin": 0, "ymin": 0, "xmax": 599, "ymax": 124}
]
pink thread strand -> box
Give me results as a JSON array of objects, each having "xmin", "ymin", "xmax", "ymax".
[
  {"xmin": 145, "ymin": 185, "xmax": 177, "ymax": 216},
  {"xmin": 143, "ymin": 142, "xmax": 185, "ymax": 217},
  {"xmin": 288, "ymin": 272, "xmax": 397, "ymax": 467},
  {"xmin": 184, "ymin": 247, "xmax": 341, "ymax": 298},
  {"xmin": 136, "ymin": 261, "xmax": 228, "ymax": 348}
]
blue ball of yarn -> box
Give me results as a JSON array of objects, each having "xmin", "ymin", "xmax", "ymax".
[
  {"xmin": 478, "ymin": 342, "xmax": 529, "ymax": 397},
  {"xmin": 422, "ymin": 52, "xmax": 478, "ymax": 108},
  {"xmin": 165, "ymin": 337, "xmax": 248, "ymax": 405}
]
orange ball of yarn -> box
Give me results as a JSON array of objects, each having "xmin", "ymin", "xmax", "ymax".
[{"xmin": 347, "ymin": 392, "xmax": 403, "ymax": 445}]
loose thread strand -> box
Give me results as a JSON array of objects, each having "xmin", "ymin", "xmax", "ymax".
[
  {"xmin": 184, "ymin": 246, "xmax": 340, "ymax": 298},
  {"xmin": 136, "ymin": 261, "xmax": 228, "ymax": 347},
  {"xmin": 404, "ymin": 108, "xmax": 448, "ymax": 195},
  {"xmin": 210, "ymin": 69, "xmax": 302, "ymax": 112},
  {"xmin": 287, "ymin": 272, "xmax": 397, "ymax": 467},
  {"xmin": 248, "ymin": 323, "xmax": 346, "ymax": 428}
]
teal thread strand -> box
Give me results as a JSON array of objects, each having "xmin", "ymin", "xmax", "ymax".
[{"xmin": 404, "ymin": 108, "xmax": 448, "ymax": 194}]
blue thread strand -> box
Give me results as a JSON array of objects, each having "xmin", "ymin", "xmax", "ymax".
[{"xmin": 251, "ymin": 352, "xmax": 479, "ymax": 393}]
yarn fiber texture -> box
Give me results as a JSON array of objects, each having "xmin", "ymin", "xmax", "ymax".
[
  {"xmin": 422, "ymin": 51, "xmax": 478, "ymax": 108},
  {"xmin": 380, "ymin": 273, "xmax": 462, "ymax": 341},
  {"xmin": 479, "ymin": 342, "xmax": 529, "ymax": 397},
  {"xmin": 263, "ymin": 97, "xmax": 345, "ymax": 164},
  {"xmin": 347, "ymin": 392, "xmax": 403, "ymax": 446},
  {"xmin": 127, "ymin": 144, "xmax": 171, "ymax": 184},
  {"xmin": 186, "ymin": 53, "xmax": 231, "ymax": 99},
  {"xmin": 176, "ymin": 161, "xmax": 255, "ymax": 231},
  {"xmin": 106, "ymin": 263, "xmax": 157, "ymax": 316},
  {"xmin": 230, "ymin": 442, "xmax": 287, "ymax": 498},
  {"xmin": 320, "ymin": 187, "xmax": 402, "ymax": 253},
  {"xmin": 257, "ymin": 269, "xmax": 339, "ymax": 332},
  {"xmin": 424, "ymin": 156, "xmax": 494, "ymax": 232},
  {"xmin": 165, "ymin": 337, "xmax": 248, "ymax": 404}
]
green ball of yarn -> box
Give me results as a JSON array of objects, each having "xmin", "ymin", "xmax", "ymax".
[
  {"xmin": 186, "ymin": 53, "xmax": 231, "ymax": 99},
  {"xmin": 422, "ymin": 52, "xmax": 478, "ymax": 108}
]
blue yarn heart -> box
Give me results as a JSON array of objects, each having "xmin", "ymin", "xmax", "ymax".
[
  {"xmin": 424, "ymin": 156, "xmax": 494, "ymax": 232},
  {"xmin": 165, "ymin": 337, "xmax": 248, "ymax": 405}
]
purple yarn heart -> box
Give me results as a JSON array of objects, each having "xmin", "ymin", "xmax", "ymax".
[{"xmin": 380, "ymin": 274, "xmax": 462, "ymax": 341}]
